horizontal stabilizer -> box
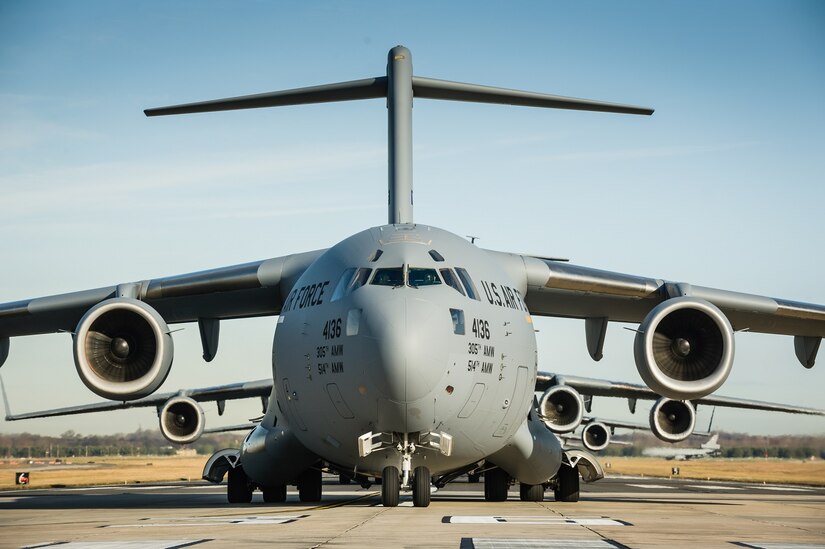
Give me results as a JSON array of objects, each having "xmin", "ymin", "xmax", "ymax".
[
  {"xmin": 412, "ymin": 76, "xmax": 654, "ymax": 116},
  {"xmin": 145, "ymin": 75, "xmax": 653, "ymax": 118},
  {"xmin": 145, "ymin": 77, "xmax": 387, "ymax": 116}
]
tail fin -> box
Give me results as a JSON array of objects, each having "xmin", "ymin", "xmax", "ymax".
[
  {"xmin": 145, "ymin": 46, "xmax": 653, "ymax": 226},
  {"xmin": 702, "ymin": 434, "xmax": 720, "ymax": 450}
]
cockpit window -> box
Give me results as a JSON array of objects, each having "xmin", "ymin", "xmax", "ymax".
[
  {"xmin": 331, "ymin": 267, "xmax": 372, "ymax": 302},
  {"xmin": 440, "ymin": 268, "xmax": 465, "ymax": 296},
  {"xmin": 455, "ymin": 267, "xmax": 480, "ymax": 301},
  {"xmin": 371, "ymin": 267, "xmax": 404, "ymax": 287},
  {"xmin": 350, "ymin": 268, "xmax": 372, "ymax": 292},
  {"xmin": 330, "ymin": 268, "xmax": 356, "ymax": 302},
  {"xmin": 408, "ymin": 268, "xmax": 442, "ymax": 287}
]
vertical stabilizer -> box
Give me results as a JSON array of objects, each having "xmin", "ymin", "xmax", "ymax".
[
  {"xmin": 702, "ymin": 434, "xmax": 720, "ymax": 450},
  {"xmin": 387, "ymin": 46, "xmax": 414, "ymax": 225},
  {"xmin": 145, "ymin": 46, "xmax": 653, "ymax": 228}
]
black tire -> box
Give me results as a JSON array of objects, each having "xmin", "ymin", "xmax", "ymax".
[
  {"xmin": 519, "ymin": 482, "xmax": 544, "ymax": 502},
  {"xmin": 338, "ymin": 473, "xmax": 352, "ymax": 485},
  {"xmin": 554, "ymin": 465, "xmax": 580, "ymax": 502},
  {"xmin": 412, "ymin": 466, "xmax": 431, "ymax": 507},
  {"xmin": 227, "ymin": 466, "xmax": 253, "ymax": 504},
  {"xmin": 355, "ymin": 474, "xmax": 372, "ymax": 489},
  {"xmin": 381, "ymin": 466, "xmax": 400, "ymax": 507},
  {"xmin": 467, "ymin": 473, "xmax": 480, "ymax": 483},
  {"xmin": 297, "ymin": 467, "xmax": 322, "ymax": 502},
  {"xmin": 484, "ymin": 466, "xmax": 509, "ymax": 502},
  {"xmin": 262, "ymin": 484, "xmax": 287, "ymax": 503}
]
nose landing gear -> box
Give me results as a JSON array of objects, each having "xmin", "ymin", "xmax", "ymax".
[
  {"xmin": 362, "ymin": 431, "xmax": 447, "ymax": 508},
  {"xmin": 381, "ymin": 465, "xmax": 400, "ymax": 507},
  {"xmin": 412, "ymin": 465, "xmax": 431, "ymax": 507}
]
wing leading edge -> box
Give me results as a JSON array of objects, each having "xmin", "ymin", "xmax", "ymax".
[{"xmin": 0, "ymin": 250, "xmax": 324, "ymax": 339}]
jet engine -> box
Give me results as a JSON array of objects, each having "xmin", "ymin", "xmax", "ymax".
[
  {"xmin": 160, "ymin": 396, "xmax": 205, "ymax": 444},
  {"xmin": 634, "ymin": 297, "xmax": 734, "ymax": 400},
  {"xmin": 648, "ymin": 397, "xmax": 696, "ymax": 443},
  {"xmin": 581, "ymin": 421, "xmax": 610, "ymax": 452},
  {"xmin": 538, "ymin": 385, "xmax": 584, "ymax": 433},
  {"xmin": 73, "ymin": 297, "xmax": 173, "ymax": 401}
]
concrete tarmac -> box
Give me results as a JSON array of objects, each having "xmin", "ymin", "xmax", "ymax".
[{"xmin": 1, "ymin": 476, "xmax": 824, "ymax": 549}]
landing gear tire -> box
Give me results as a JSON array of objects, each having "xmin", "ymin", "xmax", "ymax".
[
  {"xmin": 381, "ymin": 466, "xmax": 400, "ymax": 507},
  {"xmin": 412, "ymin": 466, "xmax": 431, "ymax": 507},
  {"xmin": 262, "ymin": 484, "xmax": 287, "ymax": 503},
  {"xmin": 297, "ymin": 467, "xmax": 322, "ymax": 502},
  {"xmin": 467, "ymin": 473, "xmax": 480, "ymax": 483},
  {"xmin": 519, "ymin": 482, "xmax": 544, "ymax": 502},
  {"xmin": 227, "ymin": 466, "xmax": 253, "ymax": 504},
  {"xmin": 554, "ymin": 465, "xmax": 580, "ymax": 502},
  {"xmin": 484, "ymin": 466, "xmax": 509, "ymax": 502},
  {"xmin": 338, "ymin": 473, "xmax": 352, "ymax": 485}
]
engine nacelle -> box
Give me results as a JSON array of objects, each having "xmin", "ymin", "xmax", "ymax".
[
  {"xmin": 649, "ymin": 397, "xmax": 696, "ymax": 443},
  {"xmin": 634, "ymin": 297, "xmax": 734, "ymax": 400},
  {"xmin": 160, "ymin": 396, "xmax": 205, "ymax": 444},
  {"xmin": 538, "ymin": 385, "xmax": 584, "ymax": 433},
  {"xmin": 73, "ymin": 297, "xmax": 173, "ymax": 401},
  {"xmin": 581, "ymin": 422, "xmax": 610, "ymax": 452}
]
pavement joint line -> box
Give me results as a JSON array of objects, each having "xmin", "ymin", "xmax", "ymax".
[{"xmin": 309, "ymin": 503, "xmax": 391, "ymax": 549}]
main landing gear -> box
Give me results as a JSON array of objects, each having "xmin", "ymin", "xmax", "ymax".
[
  {"xmin": 554, "ymin": 463, "xmax": 580, "ymax": 502},
  {"xmin": 227, "ymin": 466, "xmax": 253, "ymax": 503},
  {"xmin": 297, "ymin": 466, "xmax": 322, "ymax": 502},
  {"xmin": 226, "ymin": 464, "xmax": 321, "ymax": 504},
  {"xmin": 484, "ymin": 465, "xmax": 509, "ymax": 502}
]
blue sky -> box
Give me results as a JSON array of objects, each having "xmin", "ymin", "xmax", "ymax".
[{"xmin": 1, "ymin": 1, "xmax": 823, "ymax": 437}]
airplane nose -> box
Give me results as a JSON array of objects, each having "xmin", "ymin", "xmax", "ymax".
[{"xmin": 368, "ymin": 295, "xmax": 448, "ymax": 403}]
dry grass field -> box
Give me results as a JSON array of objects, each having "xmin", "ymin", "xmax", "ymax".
[
  {"xmin": 0, "ymin": 456, "xmax": 208, "ymax": 490},
  {"xmin": 603, "ymin": 457, "xmax": 825, "ymax": 486},
  {"xmin": 1, "ymin": 456, "xmax": 824, "ymax": 490}
]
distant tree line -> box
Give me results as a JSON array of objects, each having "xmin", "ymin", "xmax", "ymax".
[
  {"xmin": 2, "ymin": 428, "xmax": 823, "ymax": 460},
  {"xmin": 0, "ymin": 428, "xmax": 246, "ymax": 459}
]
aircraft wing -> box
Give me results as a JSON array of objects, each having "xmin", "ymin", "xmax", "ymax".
[
  {"xmin": 2, "ymin": 378, "xmax": 272, "ymax": 421},
  {"xmin": 0, "ymin": 250, "xmax": 324, "ymax": 339},
  {"xmin": 536, "ymin": 372, "xmax": 825, "ymax": 416},
  {"xmin": 510, "ymin": 255, "xmax": 825, "ymax": 339}
]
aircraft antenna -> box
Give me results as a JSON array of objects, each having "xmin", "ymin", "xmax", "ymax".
[{"xmin": 145, "ymin": 46, "xmax": 653, "ymax": 226}]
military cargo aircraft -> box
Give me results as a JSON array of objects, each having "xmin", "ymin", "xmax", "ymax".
[
  {"xmin": 642, "ymin": 434, "xmax": 722, "ymax": 460},
  {"xmin": 0, "ymin": 46, "xmax": 823, "ymax": 507}
]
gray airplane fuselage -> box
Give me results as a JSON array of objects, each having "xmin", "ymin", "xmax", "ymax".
[{"xmin": 256, "ymin": 223, "xmax": 540, "ymax": 478}]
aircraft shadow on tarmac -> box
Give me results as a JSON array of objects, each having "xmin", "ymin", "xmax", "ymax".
[{"xmin": 0, "ymin": 489, "xmax": 744, "ymax": 510}]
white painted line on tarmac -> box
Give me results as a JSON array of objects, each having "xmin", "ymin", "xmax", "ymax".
[
  {"xmin": 444, "ymin": 516, "xmax": 629, "ymax": 526},
  {"xmin": 750, "ymin": 486, "xmax": 813, "ymax": 492},
  {"xmin": 104, "ymin": 515, "xmax": 308, "ymax": 527},
  {"xmin": 23, "ymin": 541, "xmax": 208, "ymax": 549},
  {"xmin": 687, "ymin": 485, "xmax": 743, "ymax": 490},
  {"xmin": 731, "ymin": 543, "xmax": 825, "ymax": 549},
  {"xmin": 625, "ymin": 484, "xmax": 676, "ymax": 489},
  {"xmin": 464, "ymin": 540, "xmax": 626, "ymax": 548}
]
